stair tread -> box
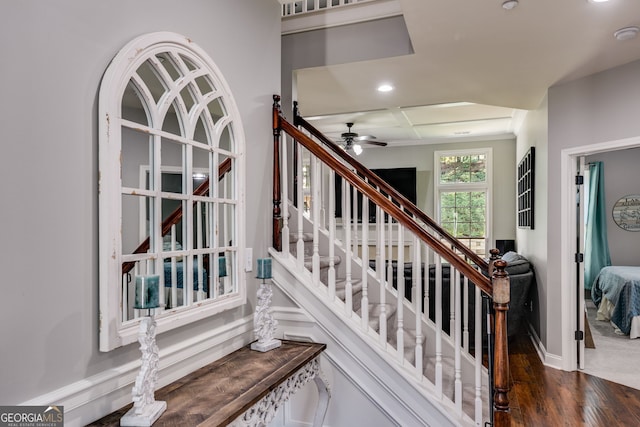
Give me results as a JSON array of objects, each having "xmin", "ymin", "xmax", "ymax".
[
  {"xmin": 289, "ymin": 232, "xmax": 314, "ymax": 243},
  {"xmin": 334, "ymin": 278, "xmax": 363, "ymax": 299},
  {"xmin": 303, "ymin": 255, "xmax": 341, "ymax": 269}
]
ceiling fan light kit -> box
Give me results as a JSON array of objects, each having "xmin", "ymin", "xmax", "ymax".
[
  {"xmin": 337, "ymin": 122, "xmax": 388, "ymax": 155},
  {"xmin": 502, "ymin": 0, "xmax": 518, "ymax": 10}
]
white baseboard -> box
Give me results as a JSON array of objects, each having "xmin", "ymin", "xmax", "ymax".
[
  {"xmin": 21, "ymin": 315, "xmax": 254, "ymax": 427},
  {"xmin": 527, "ymin": 323, "xmax": 563, "ymax": 370}
]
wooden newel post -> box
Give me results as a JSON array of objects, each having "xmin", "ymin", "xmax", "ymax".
[
  {"xmin": 488, "ymin": 248, "xmax": 501, "ymax": 276},
  {"xmin": 272, "ymin": 95, "xmax": 282, "ymax": 251},
  {"xmin": 492, "ymin": 259, "xmax": 511, "ymax": 426}
]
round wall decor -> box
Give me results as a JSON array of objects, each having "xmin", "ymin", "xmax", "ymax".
[{"xmin": 612, "ymin": 195, "xmax": 640, "ymax": 231}]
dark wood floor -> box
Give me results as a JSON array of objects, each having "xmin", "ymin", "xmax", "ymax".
[{"xmin": 508, "ymin": 333, "xmax": 640, "ymax": 426}]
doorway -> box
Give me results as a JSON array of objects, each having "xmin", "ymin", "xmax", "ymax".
[{"xmin": 560, "ymin": 135, "xmax": 640, "ymax": 373}]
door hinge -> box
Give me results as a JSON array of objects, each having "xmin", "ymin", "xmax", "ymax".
[
  {"xmin": 575, "ymin": 175, "xmax": 584, "ymax": 185},
  {"xmin": 575, "ymin": 330, "xmax": 584, "ymax": 341},
  {"xmin": 575, "ymin": 253, "xmax": 584, "ymax": 263}
]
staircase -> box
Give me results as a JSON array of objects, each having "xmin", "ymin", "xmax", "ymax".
[{"xmin": 269, "ymin": 95, "xmax": 511, "ymax": 426}]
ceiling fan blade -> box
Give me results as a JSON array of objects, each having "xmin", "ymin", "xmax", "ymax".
[
  {"xmin": 360, "ymin": 140, "xmax": 388, "ymax": 147},
  {"xmin": 354, "ymin": 135, "xmax": 376, "ymax": 141}
]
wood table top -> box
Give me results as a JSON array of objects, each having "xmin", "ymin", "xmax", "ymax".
[{"xmin": 88, "ymin": 340, "xmax": 326, "ymax": 426}]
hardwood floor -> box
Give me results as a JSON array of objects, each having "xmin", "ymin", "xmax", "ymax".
[{"xmin": 508, "ymin": 333, "xmax": 640, "ymax": 426}]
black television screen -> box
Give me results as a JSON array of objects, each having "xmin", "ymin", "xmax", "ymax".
[{"xmin": 335, "ymin": 167, "xmax": 417, "ymax": 221}]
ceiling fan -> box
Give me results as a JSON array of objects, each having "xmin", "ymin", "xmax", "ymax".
[{"xmin": 338, "ymin": 122, "xmax": 387, "ymax": 155}]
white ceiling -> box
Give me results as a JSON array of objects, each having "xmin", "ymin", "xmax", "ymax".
[{"xmin": 287, "ymin": 0, "xmax": 640, "ymax": 148}]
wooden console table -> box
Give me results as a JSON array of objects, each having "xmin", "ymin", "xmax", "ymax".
[{"xmin": 89, "ymin": 340, "xmax": 329, "ymax": 426}]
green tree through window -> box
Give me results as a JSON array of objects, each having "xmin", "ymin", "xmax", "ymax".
[{"xmin": 436, "ymin": 150, "xmax": 491, "ymax": 257}]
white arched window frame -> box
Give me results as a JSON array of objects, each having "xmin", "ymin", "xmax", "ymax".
[{"xmin": 99, "ymin": 32, "xmax": 246, "ymax": 351}]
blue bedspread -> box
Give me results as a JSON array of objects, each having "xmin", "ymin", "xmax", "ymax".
[
  {"xmin": 592, "ymin": 266, "xmax": 640, "ymax": 335},
  {"xmin": 164, "ymin": 262, "xmax": 208, "ymax": 292}
]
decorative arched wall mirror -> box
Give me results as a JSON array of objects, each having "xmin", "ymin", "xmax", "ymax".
[{"xmin": 99, "ymin": 32, "xmax": 246, "ymax": 351}]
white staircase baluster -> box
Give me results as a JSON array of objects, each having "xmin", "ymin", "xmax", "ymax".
[
  {"xmin": 377, "ymin": 205, "xmax": 387, "ymax": 347},
  {"xmin": 312, "ymin": 155, "xmax": 321, "ymax": 286},
  {"xmin": 122, "ymin": 273, "xmax": 129, "ymax": 321},
  {"xmin": 435, "ymin": 255, "xmax": 443, "ymax": 398},
  {"xmin": 320, "ymin": 162, "xmax": 326, "ymax": 230},
  {"xmin": 344, "ymin": 180, "xmax": 352, "ymax": 316},
  {"xmin": 352, "ymin": 185, "xmax": 358, "ymax": 258},
  {"xmin": 170, "ymin": 224, "xmax": 178, "ymax": 305},
  {"xmin": 296, "ymin": 146, "xmax": 304, "ymax": 269},
  {"xmin": 396, "ymin": 223, "xmax": 404, "ymax": 364},
  {"xmin": 196, "ymin": 202, "xmax": 203, "ymax": 301},
  {"xmin": 386, "ymin": 203, "xmax": 393, "ymax": 297},
  {"xmin": 450, "ymin": 262, "xmax": 456, "ymax": 338},
  {"xmin": 328, "ymin": 169, "xmax": 336, "ymax": 301},
  {"xmin": 423, "ymin": 240, "xmax": 430, "ymax": 321},
  {"xmin": 453, "ymin": 266, "xmax": 463, "ymax": 416},
  {"xmin": 413, "ymin": 233, "xmax": 423, "ymax": 378},
  {"xmin": 463, "ymin": 275, "xmax": 470, "ymax": 351},
  {"xmin": 474, "ymin": 286, "xmax": 483, "ymax": 426},
  {"xmin": 281, "ymin": 135, "xmax": 290, "ymax": 255},
  {"xmin": 361, "ymin": 192, "xmax": 369, "ymax": 330}
]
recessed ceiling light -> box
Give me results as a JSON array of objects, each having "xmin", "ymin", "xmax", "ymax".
[
  {"xmin": 588, "ymin": 0, "xmax": 610, "ymax": 3},
  {"xmin": 502, "ymin": 0, "xmax": 518, "ymax": 10},
  {"xmin": 377, "ymin": 84, "xmax": 393, "ymax": 93},
  {"xmin": 614, "ymin": 26, "xmax": 640, "ymax": 41}
]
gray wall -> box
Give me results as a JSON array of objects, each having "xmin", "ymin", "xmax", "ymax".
[
  {"xmin": 0, "ymin": 0, "xmax": 280, "ymax": 405},
  {"xmin": 542, "ymin": 59, "xmax": 640, "ymax": 355},
  {"xmin": 586, "ymin": 148, "xmax": 640, "ymax": 266},
  {"xmin": 515, "ymin": 95, "xmax": 548, "ymax": 345},
  {"xmin": 356, "ymin": 139, "xmax": 517, "ymax": 247},
  {"xmin": 281, "ymin": 15, "xmax": 413, "ymax": 118}
]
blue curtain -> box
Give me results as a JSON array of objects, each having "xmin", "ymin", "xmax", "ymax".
[{"xmin": 584, "ymin": 162, "xmax": 611, "ymax": 290}]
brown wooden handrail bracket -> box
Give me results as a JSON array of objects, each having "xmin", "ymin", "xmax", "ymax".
[
  {"xmin": 121, "ymin": 156, "xmax": 233, "ymax": 276},
  {"xmin": 272, "ymin": 95, "xmax": 283, "ymax": 251},
  {"xmin": 491, "ymin": 259, "xmax": 511, "ymax": 426},
  {"xmin": 293, "ymin": 108, "xmax": 489, "ymax": 273}
]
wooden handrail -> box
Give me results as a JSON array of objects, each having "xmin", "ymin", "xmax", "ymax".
[
  {"xmin": 293, "ymin": 106, "xmax": 489, "ymax": 272},
  {"xmin": 122, "ymin": 157, "xmax": 233, "ymax": 275},
  {"xmin": 279, "ymin": 118, "xmax": 492, "ymax": 296}
]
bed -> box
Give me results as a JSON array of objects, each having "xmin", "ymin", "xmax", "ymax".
[{"xmin": 592, "ymin": 266, "xmax": 640, "ymax": 339}]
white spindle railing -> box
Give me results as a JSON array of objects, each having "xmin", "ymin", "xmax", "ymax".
[
  {"xmin": 435, "ymin": 255, "xmax": 443, "ymax": 398},
  {"xmin": 328, "ymin": 169, "xmax": 337, "ymax": 301},
  {"xmin": 281, "ymin": 0, "xmax": 378, "ymax": 17},
  {"xmin": 475, "ymin": 286, "xmax": 483, "ymax": 426},
  {"xmin": 312, "ymin": 155, "xmax": 321, "ymax": 287},
  {"xmin": 413, "ymin": 235, "xmax": 423, "ymax": 378},
  {"xmin": 281, "ymin": 135, "xmax": 290, "ymax": 255},
  {"xmin": 454, "ymin": 266, "xmax": 463, "ymax": 416},
  {"xmin": 278, "ymin": 126, "xmax": 492, "ymax": 425},
  {"xmin": 396, "ymin": 223, "xmax": 405, "ymax": 364},
  {"xmin": 377, "ymin": 205, "xmax": 388, "ymax": 347},
  {"xmin": 361, "ymin": 193, "xmax": 370, "ymax": 329},
  {"xmin": 296, "ymin": 146, "xmax": 305, "ymax": 268}
]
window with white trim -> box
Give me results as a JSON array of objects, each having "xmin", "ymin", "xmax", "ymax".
[
  {"xmin": 99, "ymin": 32, "xmax": 246, "ymax": 351},
  {"xmin": 435, "ymin": 149, "xmax": 492, "ymax": 258}
]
